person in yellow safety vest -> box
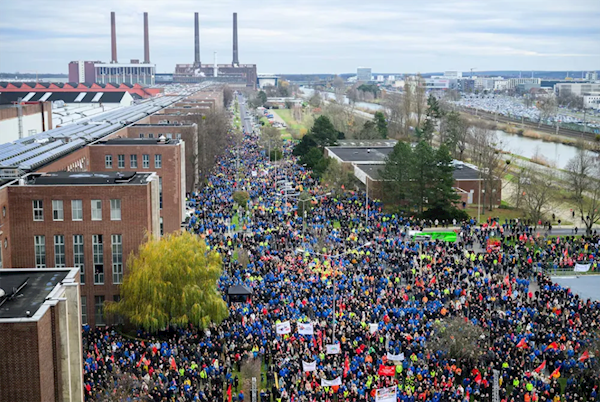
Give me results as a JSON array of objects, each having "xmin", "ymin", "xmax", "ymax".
[{"xmin": 513, "ymin": 378, "xmax": 520, "ymax": 388}]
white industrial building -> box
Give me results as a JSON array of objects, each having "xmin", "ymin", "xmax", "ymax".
[{"xmin": 555, "ymin": 83, "xmax": 600, "ymax": 97}]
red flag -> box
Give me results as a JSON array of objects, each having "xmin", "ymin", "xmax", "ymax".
[
  {"xmin": 503, "ymin": 275, "xmax": 510, "ymax": 286},
  {"xmin": 578, "ymin": 350, "xmax": 590, "ymax": 362},
  {"xmin": 343, "ymin": 356, "xmax": 350, "ymax": 378},
  {"xmin": 170, "ymin": 356, "xmax": 177, "ymax": 371},
  {"xmin": 227, "ymin": 384, "xmax": 232, "ymax": 402},
  {"xmin": 110, "ymin": 354, "xmax": 115, "ymax": 363},
  {"xmin": 534, "ymin": 360, "xmax": 546, "ymax": 373},
  {"xmin": 429, "ymin": 276, "xmax": 436, "ymax": 286},
  {"xmin": 545, "ymin": 342, "xmax": 558, "ymax": 352},
  {"xmin": 94, "ymin": 344, "xmax": 99, "ymax": 356},
  {"xmin": 378, "ymin": 365, "xmax": 396, "ymax": 376},
  {"xmin": 516, "ymin": 338, "xmax": 529, "ymax": 349},
  {"xmin": 474, "ymin": 374, "xmax": 482, "ymax": 384},
  {"xmin": 549, "ymin": 366, "xmax": 560, "ymax": 379}
]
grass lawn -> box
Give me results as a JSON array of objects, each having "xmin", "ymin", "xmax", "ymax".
[
  {"xmin": 333, "ymin": 220, "xmax": 341, "ymax": 229},
  {"xmin": 231, "ymin": 213, "xmax": 240, "ymax": 227},
  {"xmin": 280, "ymin": 129, "xmax": 293, "ymax": 140},
  {"xmin": 275, "ymin": 109, "xmax": 308, "ymax": 133},
  {"xmin": 465, "ymin": 206, "xmax": 526, "ymax": 224}
]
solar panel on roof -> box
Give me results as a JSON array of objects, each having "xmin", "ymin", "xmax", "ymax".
[
  {"xmin": 21, "ymin": 139, "xmax": 85, "ymax": 170},
  {"xmin": 0, "ymin": 142, "xmax": 42, "ymax": 162},
  {"xmin": 0, "ymin": 141, "xmax": 63, "ymax": 167}
]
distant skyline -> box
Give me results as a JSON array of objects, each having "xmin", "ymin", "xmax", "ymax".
[{"xmin": 0, "ymin": 0, "xmax": 599, "ymax": 75}]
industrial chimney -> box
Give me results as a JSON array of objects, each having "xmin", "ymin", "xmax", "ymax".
[
  {"xmin": 143, "ymin": 12, "xmax": 150, "ymax": 64},
  {"xmin": 232, "ymin": 12, "xmax": 239, "ymax": 67},
  {"xmin": 214, "ymin": 52, "xmax": 218, "ymax": 77},
  {"xmin": 111, "ymin": 12, "xmax": 118, "ymax": 63},
  {"xmin": 194, "ymin": 12, "xmax": 201, "ymax": 66}
]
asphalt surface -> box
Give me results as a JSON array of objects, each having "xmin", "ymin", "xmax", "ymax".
[{"xmin": 552, "ymin": 275, "xmax": 600, "ymax": 301}]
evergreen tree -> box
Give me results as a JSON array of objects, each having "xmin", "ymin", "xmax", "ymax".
[
  {"xmin": 310, "ymin": 116, "xmax": 338, "ymax": 149},
  {"xmin": 373, "ymin": 111, "xmax": 388, "ymax": 138},
  {"xmin": 381, "ymin": 141, "xmax": 414, "ymax": 203}
]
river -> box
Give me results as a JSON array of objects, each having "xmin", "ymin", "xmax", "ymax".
[{"xmin": 299, "ymin": 87, "xmax": 583, "ymax": 168}]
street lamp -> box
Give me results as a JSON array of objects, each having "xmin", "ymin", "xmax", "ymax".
[{"xmin": 296, "ymin": 241, "xmax": 372, "ymax": 342}]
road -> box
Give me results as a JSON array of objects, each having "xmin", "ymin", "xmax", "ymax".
[{"xmin": 238, "ymin": 94, "xmax": 253, "ymax": 134}]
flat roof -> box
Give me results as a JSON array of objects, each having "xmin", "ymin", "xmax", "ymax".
[
  {"xmin": 21, "ymin": 171, "xmax": 153, "ymax": 186},
  {"xmin": 0, "ymin": 270, "xmax": 69, "ymax": 319},
  {"xmin": 328, "ymin": 147, "xmax": 393, "ymax": 163},
  {"xmin": 355, "ymin": 164, "xmax": 385, "ymax": 180},
  {"xmin": 99, "ymin": 138, "xmax": 178, "ymax": 145},
  {"xmin": 552, "ymin": 276, "xmax": 600, "ymax": 302},
  {"xmin": 452, "ymin": 164, "xmax": 480, "ymax": 181},
  {"xmin": 336, "ymin": 140, "xmax": 397, "ymax": 147}
]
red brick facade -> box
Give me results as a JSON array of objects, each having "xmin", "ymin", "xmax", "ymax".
[
  {"xmin": 5, "ymin": 180, "xmax": 159, "ymax": 326},
  {"xmin": 88, "ymin": 141, "xmax": 185, "ymax": 234}
]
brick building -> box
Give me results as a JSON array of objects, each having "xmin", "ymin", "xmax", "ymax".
[
  {"xmin": 88, "ymin": 138, "xmax": 186, "ymax": 233},
  {"xmin": 0, "ymin": 267, "xmax": 83, "ymax": 402},
  {"xmin": 122, "ymin": 124, "xmax": 198, "ymax": 193},
  {"xmin": 4, "ymin": 171, "xmax": 160, "ymax": 326}
]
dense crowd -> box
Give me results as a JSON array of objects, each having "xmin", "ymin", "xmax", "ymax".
[{"xmin": 83, "ymin": 96, "xmax": 600, "ymax": 401}]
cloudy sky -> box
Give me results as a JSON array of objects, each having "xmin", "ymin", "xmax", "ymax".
[{"xmin": 0, "ymin": 0, "xmax": 598, "ymax": 75}]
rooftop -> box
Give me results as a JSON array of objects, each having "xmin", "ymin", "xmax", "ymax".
[
  {"xmin": 20, "ymin": 171, "xmax": 153, "ymax": 186},
  {"xmin": 327, "ymin": 146, "xmax": 393, "ymax": 163},
  {"xmin": 0, "ymin": 269, "xmax": 71, "ymax": 319},
  {"xmin": 99, "ymin": 138, "xmax": 179, "ymax": 145},
  {"xmin": 356, "ymin": 161, "xmax": 480, "ymax": 182},
  {"xmin": 355, "ymin": 164, "xmax": 385, "ymax": 180}
]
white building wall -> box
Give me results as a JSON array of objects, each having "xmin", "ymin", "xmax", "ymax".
[{"xmin": 0, "ymin": 112, "xmax": 47, "ymax": 143}]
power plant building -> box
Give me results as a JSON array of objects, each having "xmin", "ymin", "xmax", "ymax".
[{"xmin": 173, "ymin": 12, "xmax": 257, "ymax": 88}]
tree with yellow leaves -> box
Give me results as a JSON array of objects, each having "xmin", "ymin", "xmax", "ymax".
[{"xmin": 106, "ymin": 232, "xmax": 228, "ymax": 333}]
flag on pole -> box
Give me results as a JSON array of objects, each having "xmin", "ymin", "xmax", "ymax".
[
  {"xmin": 545, "ymin": 342, "xmax": 558, "ymax": 352},
  {"xmin": 343, "ymin": 356, "xmax": 350, "ymax": 378},
  {"xmin": 550, "ymin": 366, "xmax": 561, "ymax": 379},
  {"xmin": 227, "ymin": 384, "xmax": 232, "ymax": 402},
  {"xmin": 534, "ymin": 360, "xmax": 546, "ymax": 373},
  {"xmin": 578, "ymin": 350, "xmax": 590, "ymax": 362},
  {"xmin": 516, "ymin": 338, "xmax": 529, "ymax": 349}
]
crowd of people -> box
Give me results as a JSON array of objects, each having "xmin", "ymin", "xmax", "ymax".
[{"xmin": 82, "ymin": 95, "xmax": 600, "ymax": 401}]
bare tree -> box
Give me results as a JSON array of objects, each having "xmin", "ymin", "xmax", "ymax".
[
  {"xmin": 402, "ymin": 81, "xmax": 413, "ymax": 136},
  {"xmin": 383, "ymin": 92, "xmax": 405, "ymax": 139},
  {"xmin": 469, "ymin": 128, "xmax": 511, "ymax": 211},
  {"xmin": 223, "ymin": 85, "xmax": 234, "ymax": 107},
  {"xmin": 332, "ymin": 76, "xmax": 346, "ymax": 104},
  {"xmin": 536, "ymin": 97, "xmax": 557, "ymax": 126},
  {"xmin": 429, "ymin": 317, "xmax": 484, "ymax": 365},
  {"xmin": 195, "ymin": 110, "xmax": 231, "ymax": 185},
  {"xmin": 565, "ymin": 148, "xmax": 600, "ymax": 233},
  {"xmin": 521, "ymin": 167, "xmax": 556, "ymax": 225},
  {"xmin": 413, "ymin": 74, "xmax": 427, "ymax": 127},
  {"xmin": 347, "ymin": 84, "xmax": 359, "ymax": 105}
]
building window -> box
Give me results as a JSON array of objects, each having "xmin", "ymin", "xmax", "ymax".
[
  {"xmin": 176, "ymin": 133, "xmax": 181, "ymax": 140},
  {"xmin": 74, "ymin": 235, "xmax": 84, "ymax": 284},
  {"xmin": 111, "ymin": 234, "xmax": 123, "ymax": 284},
  {"xmin": 149, "ymin": 133, "xmax": 154, "ymax": 139},
  {"xmin": 52, "ymin": 200, "xmax": 64, "ymax": 221},
  {"xmin": 143, "ymin": 154, "xmax": 150, "ymax": 168},
  {"xmin": 91, "ymin": 200, "xmax": 102, "ymax": 221},
  {"xmin": 130, "ymin": 154, "xmax": 138, "ymax": 168},
  {"xmin": 28, "ymin": 129, "xmax": 37, "ymax": 136},
  {"xmin": 160, "ymin": 217, "xmax": 164, "ymax": 236},
  {"xmin": 33, "ymin": 200, "xmax": 44, "ymax": 221},
  {"xmin": 95, "ymin": 296, "xmax": 105, "ymax": 326},
  {"xmin": 2, "ymin": 206, "xmax": 5, "ymax": 217},
  {"xmin": 139, "ymin": 133, "xmax": 144, "ymax": 138},
  {"xmin": 93, "ymin": 235, "xmax": 104, "ymax": 284},
  {"xmin": 154, "ymin": 154, "xmax": 162, "ymax": 168},
  {"xmin": 166, "ymin": 133, "xmax": 173, "ymax": 139},
  {"xmin": 53, "ymin": 235, "xmax": 66, "ymax": 267},
  {"xmin": 71, "ymin": 199, "xmax": 82, "ymax": 221},
  {"xmin": 34, "ymin": 235, "xmax": 46, "ymax": 268},
  {"xmin": 81, "ymin": 296, "xmax": 87, "ymax": 325},
  {"xmin": 105, "ymin": 154, "xmax": 113, "ymax": 169},
  {"xmin": 159, "ymin": 177, "xmax": 163, "ymax": 209},
  {"xmin": 118, "ymin": 154, "xmax": 125, "ymax": 169},
  {"xmin": 110, "ymin": 199, "xmax": 121, "ymax": 221}
]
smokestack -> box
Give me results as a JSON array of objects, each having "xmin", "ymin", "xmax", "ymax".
[
  {"xmin": 111, "ymin": 12, "xmax": 118, "ymax": 63},
  {"xmin": 232, "ymin": 12, "xmax": 239, "ymax": 67},
  {"xmin": 194, "ymin": 12, "xmax": 200, "ymax": 66},
  {"xmin": 214, "ymin": 52, "xmax": 218, "ymax": 77},
  {"xmin": 143, "ymin": 12, "xmax": 150, "ymax": 64}
]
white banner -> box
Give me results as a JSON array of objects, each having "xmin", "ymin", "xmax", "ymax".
[
  {"xmin": 321, "ymin": 377, "xmax": 342, "ymax": 387},
  {"xmin": 276, "ymin": 321, "xmax": 291, "ymax": 335},
  {"xmin": 376, "ymin": 386, "xmax": 397, "ymax": 402},
  {"xmin": 369, "ymin": 323, "xmax": 379, "ymax": 334},
  {"xmin": 386, "ymin": 352, "xmax": 404, "ymax": 361},
  {"xmin": 302, "ymin": 361, "xmax": 316, "ymax": 372},
  {"xmin": 326, "ymin": 344, "xmax": 341, "ymax": 355},
  {"xmin": 575, "ymin": 263, "xmax": 591, "ymax": 272},
  {"xmin": 298, "ymin": 322, "xmax": 314, "ymax": 335}
]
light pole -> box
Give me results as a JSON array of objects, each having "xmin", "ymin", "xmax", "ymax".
[{"xmin": 296, "ymin": 241, "xmax": 372, "ymax": 342}]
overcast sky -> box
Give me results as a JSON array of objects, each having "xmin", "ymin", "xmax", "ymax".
[{"xmin": 0, "ymin": 0, "xmax": 598, "ymax": 75}]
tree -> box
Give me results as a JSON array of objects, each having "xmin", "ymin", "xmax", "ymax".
[
  {"xmin": 414, "ymin": 75, "xmax": 427, "ymax": 127},
  {"xmin": 322, "ymin": 158, "xmax": 358, "ymax": 193},
  {"xmin": 223, "ymin": 85, "xmax": 234, "ymax": 107},
  {"xmin": 357, "ymin": 120, "xmax": 379, "ymax": 140},
  {"xmin": 310, "ymin": 115, "xmax": 338, "ymax": 149},
  {"xmin": 300, "ymin": 147, "xmax": 330, "ymax": 177},
  {"xmin": 521, "ymin": 167, "xmax": 556, "ymax": 224},
  {"xmin": 332, "ymin": 76, "xmax": 345, "ymax": 104},
  {"xmin": 536, "ymin": 97, "xmax": 557, "ymax": 126},
  {"xmin": 381, "ymin": 141, "xmax": 414, "ymax": 204},
  {"xmin": 415, "ymin": 117, "xmax": 435, "ymax": 143},
  {"xmin": 257, "ymin": 90, "xmax": 268, "ymax": 106},
  {"xmin": 373, "ymin": 111, "xmax": 388, "ymax": 138},
  {"xmin": 293, "ymin": 134, "xmax": 318, "ymax": 157},
  {"xmin": 261, "ymin": 125, "xmax": 282, "ymax": 153},
  {"xmin": 196, "ymin": 110, "xmax": 231, "ymax": 185},
  {"xmin": 402, "ymin": 81, "xmax": 414, "ymax": 136},
  {"xmin": 565, "ymin": 148, "xmax": 600, "ymax": 233},
  {"xmin": 233, "ymin": 191, "xmax": 250, "ymax": 208},
  {"xmin": 106, "ymin": 232, "xmax": 228, "ymax": 333},
  {"xmin": 308, "ymin": 91, "xmax": 322, "ymax": 108},
  {"xmin": 441, "ymin": 111, "xmax": 469, "ymax": 160},
  {"xmin": 430, "ymin": 317, "xmax": 484, "ymax": 364}
]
